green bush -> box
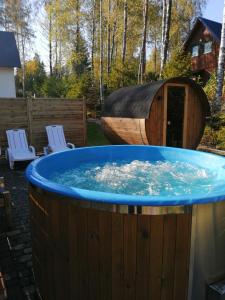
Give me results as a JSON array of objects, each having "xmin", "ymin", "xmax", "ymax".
[
  {"xmin": 161, "ymin": 46, "xmax": 192, "ymax": 79},
  {"xmin": 201, "ymin": 112, "xmax": 225, "ymax": 150},
  {"xmin": 201, "ymin": 126, "xmax": 218, "ymax": 147},
  {"xmin": 204, "ymin": 73, "xmax": 225, "ymax": 109},
  {"xmin": 216, "ymin": 127, "xmax": 225, "ymax": 149},
  {"xmin": 41, "ymin": 76, "xmax": 68, "ymax": 97}
]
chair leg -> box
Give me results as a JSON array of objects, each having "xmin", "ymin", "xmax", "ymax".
[{"xmin": 9, "ymin": 160, "xmax": 14, "ymax": 170}]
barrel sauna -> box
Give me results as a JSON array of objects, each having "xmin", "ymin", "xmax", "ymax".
[{"xmin": 101, "ymin": 77, "xmax": 210, "ymax": 149}]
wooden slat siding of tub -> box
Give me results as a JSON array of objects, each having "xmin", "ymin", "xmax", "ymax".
[
  {"xmin": 77, "ymin": 207, "xmax": 89, "ymax": 300},
  {"xmin": 161, "ymin": 215, "xmax": 177, "ymax": 300},
  {"xmin": 112, "ymin": 213, "xmax": 124, "ymax": 299},
  {"xmin": 149, "ymin": 215, "xmax": 164, "ymax": 299},
  {"xmin": 135, "ymin": 215, "xmax": 151, "ymax": 300},
  {"xmin": 30, "ymin": 192, "xmax": 55, "ymax": 300},
  {"xmin": 29, "ymin": 186, "xmax": 192, "ymax": 300},
  {"xmin": 68, "ymin": 204, "xmax": 79, "ymax": 300},
  {"xmin": 101, "ymin": 117, "xmax": 149, "ymax": 145},
  {"xmin": 99, "ymin": 212, "xmax": 112, "ymax": 300},
  {"xmin": 124, "ymin": 214, "xmax": 137, "ymax": 300},
  {"xmin": 88, "ymin": 210, "xmax": 100, "ymax": 300},
  {"xmin": 173, "ymin": 214, "xmax": 192, "ymax": 300},
  {"xmin": 51, "ymin": 197, "xmax": 70, "ymax": 300}
]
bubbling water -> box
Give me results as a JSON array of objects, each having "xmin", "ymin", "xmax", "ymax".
[{"xmin": 51, "ymin": 160, "xmax": 215, "ymax": 196}]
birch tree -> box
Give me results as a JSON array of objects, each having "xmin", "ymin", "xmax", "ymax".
[
  {"xmin": 107, "ymin": 0, "xmax": 111, "ymax": 80},
  {"xmin": 47, "ymin": 3, "xmax": 53, "ymax": 76},
  {"xmin": 99, "ymin": 0, "xmax": 104, "ymax": 105},
  {"xmin": 160, "ymin": 0, "xmax": 172, "ymax": 77},
  {"xmin": 110, "ymin": 0, "xmax": 117, "ymax": 66},
  {"xmin": 138, "ymin": 0, "xmax": 149, "ymax": 84},
  {"xmin": 122, "ymin": 0, "xmax": 128, "ymax": 65},
  {"xmin": 215, "ymin": 0, "xmax": 225, "ymax": 112},
  {"xmin": 91, "ymin": 0, "xmax": 96, "ymax": 80}
]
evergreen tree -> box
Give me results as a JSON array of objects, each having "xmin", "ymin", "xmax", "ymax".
[
  {"xmin": 161, "ymin": 46, "xmax": 192, "ymax": 79},
  {"xmin": 16, "ymin": 54, "xmax": 46, "ymax": 97}
]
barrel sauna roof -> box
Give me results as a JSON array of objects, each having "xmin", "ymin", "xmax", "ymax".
[{"xmin": 102, "ymin": 77, "xmax": 210, "ymax": 118}]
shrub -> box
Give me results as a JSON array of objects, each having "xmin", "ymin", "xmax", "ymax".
[
  {"xmin": 161, "ymin": 46, "xmax": 192, "ymax": 79},
  {"xmin": 201, "ymin": 112, "xmax": 225, "ymax": 150}
]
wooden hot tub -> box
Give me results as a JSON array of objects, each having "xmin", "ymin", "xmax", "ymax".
[{"xmin": 26, "ymin": 146, "xmax": 225, "ymax": 300}]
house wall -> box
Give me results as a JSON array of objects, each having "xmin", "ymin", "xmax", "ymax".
[
  {"xmin": 185, "ymin": 24, "xmax": 219, "ymax": 78},
  {"xmin": 0, "ymin": 68, "xmax": 16, "ymax": 97}
]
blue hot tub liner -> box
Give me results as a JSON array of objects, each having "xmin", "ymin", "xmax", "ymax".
[{"xmin": 26, "ymin": 145, "xmax": 225, "ymax": 206}]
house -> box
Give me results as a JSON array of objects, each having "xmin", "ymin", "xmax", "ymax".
[
  {"xmin": 0, "ymin": 31, "xmax": 21, "ymax": 97},
  {"xmin": 184, "ymin": 17, "xmax": 221, "ymax": 85}
]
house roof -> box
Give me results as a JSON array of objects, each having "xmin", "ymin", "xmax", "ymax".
[
  {"xmin": 184, "ymin": 17, "xmax": 222, "ymax": 48},
  {"xmin": 0, "ymin": 31, "xmax": 21, "ymax": 68},
  {"xmin": 102, "ymin": 77, "xmax": 209, "ymax": 118},
  {"xmin": 198, "ymin": 17, "xmax": 222, "ymax": 41}
]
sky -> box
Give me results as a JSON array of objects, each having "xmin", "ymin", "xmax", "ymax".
[
  {"xmin": 202, "ymin": 0, "xmax": 224, "ymax": 23},
  {"xmin": 31, "ymin": 0, "xmax": 225, "ymax": 71}
]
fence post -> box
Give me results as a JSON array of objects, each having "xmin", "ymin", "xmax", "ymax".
[
  {"xmin": 26, "ymin": 98, "xmax": 33, "ymax": 145},
  {"xmin": 83, "ymin": 100, "xmax": 87, "ymax": 146}
]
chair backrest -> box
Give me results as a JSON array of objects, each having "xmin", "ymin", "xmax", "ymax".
[
  {"xmin": 6, "ymin": 129, "xmax": 29, "ymax": 151},
  {"xmin": 46, "ymin": 125, "xmax": 67, "ymax": 148}
]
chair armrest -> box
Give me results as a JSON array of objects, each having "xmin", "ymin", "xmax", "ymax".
[
  {"xmin": 67, "ymin": 143, "xmax": 75, "ymax": 149},
  {"xmin": 29, "ymin": 146, "xmax": 36, "ymax": 154},
  {"xmin": 43, "ymin": 146, "xmax": 49, "ymax": 155},
  {"xmin": 43, "ymin": 146, "xmax": 53, "ymax": 155}
]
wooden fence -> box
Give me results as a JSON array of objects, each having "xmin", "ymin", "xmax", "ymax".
[{"xmin": 0, "ymin": 98, "xmax": 86, "ymax": 153}]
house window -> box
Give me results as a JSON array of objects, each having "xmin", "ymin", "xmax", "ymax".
[
  {"xmin": 204, "ymin": 41, "xmax": 212, "ymax": 54},
  {"xmin": 192, "ymin": 45, "xmax": 199, "ymax": 57}
]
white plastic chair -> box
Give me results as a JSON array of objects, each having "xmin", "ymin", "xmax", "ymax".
[
  {"xmin": 6, "ymin": 129, "xmax": 39, "ymax": 169},
  {"xmin": 44, "ymin": 125, "xmax": 75, "ymax": 155}
]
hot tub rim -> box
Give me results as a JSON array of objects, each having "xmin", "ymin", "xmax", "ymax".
[{"xmin": 26, "ymin": 145, "xmax": 225, "ymax": 207}]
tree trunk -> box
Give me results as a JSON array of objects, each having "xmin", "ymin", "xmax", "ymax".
[
  {"xmin": 55, "ymin": 33, "xmax": 58, "ymax": 76},
  {"xmin": 91, "ymin": 0, "xmax": 96, "ymax": 81},
  {"xmin": 110, "ymin": 0, "xmax": 118, "ymax": 66},
  {"xmin": 107, "ymin": 0, "xmax": 111, "ymax": 81},
  {"xmin": 154, "ymin": 38, "xmax": 157, "ymax": 73},
  {"xmin": 111, "ymin": 18, "xmax": 117, "ymax": 65},
  {"xmin": 164, "ymin": 0, "xmax": 172, "ymax": 64},
  {"xmin": 76, "ymin": 0, "xmax": 80, "ymax": 54},
  {"xmin": 58, "ymin": 32, "xmax": 62, "ymax": 78},
  {"xmin": 122, "ymin": 0, "xmax": 128, "ymax": 64},
  {"xmin": 49, "ymin": 8, "xmax": 53, "ymax": 76},
  {"xmin": 215, "ymin": 0, "xmax": 225, "ymax": 112},
  {"xmin": 21, "ymin": 30, "xmax": 26, "ymax": 98},
  {"xmin": 138, "ymin": 0, "xmax": 149, "ymax": 84},
  {"xmin": 160, "ymin": 0, "xmax": 172, "ymax": 77},
  {"xmin": 99, "ymin": 0, "xmax": 104, "ymax": 105}
]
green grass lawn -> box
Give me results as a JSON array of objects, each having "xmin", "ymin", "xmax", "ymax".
[{"xmin": 87, "ymin": 122, "xmax": 110, "ymax": 146}]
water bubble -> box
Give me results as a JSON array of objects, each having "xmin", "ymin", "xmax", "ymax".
[{"xmin": 51, "ymin": 160, "xmax": 215, "ymax": 197}]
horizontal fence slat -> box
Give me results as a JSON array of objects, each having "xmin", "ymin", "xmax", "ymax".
[{"xmin": 0, "ymin": 98, "xmax": 86, "ymax": 152}]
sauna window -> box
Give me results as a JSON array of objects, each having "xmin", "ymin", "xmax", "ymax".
[{"xmin": 204, "ymin": 41, "xmax": 212, "ymax": 54}]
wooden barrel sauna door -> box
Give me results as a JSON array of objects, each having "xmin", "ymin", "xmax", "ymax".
[{"xmin": 163, "ymin": 84, "xmax": 188, "ymax": 148}]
